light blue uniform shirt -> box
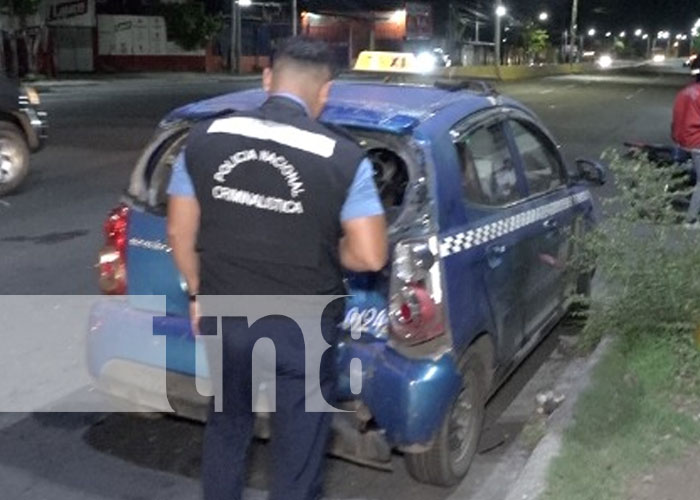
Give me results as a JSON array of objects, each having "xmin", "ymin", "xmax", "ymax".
[{"xmin": 167, "ymin": 95, "xmax": 384, "ymax": 222}]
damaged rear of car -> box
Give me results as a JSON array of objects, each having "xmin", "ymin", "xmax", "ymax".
[{"xmin": 88, "ymin": 82, "xmax": 601, "ymax": 487}]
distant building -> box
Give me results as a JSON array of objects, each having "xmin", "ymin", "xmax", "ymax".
[
  {"xmin": 300, "ymin": 3, "xmax": 436, "ymax": 68},
  {"xmin": 1, "ymin": 0, "xmax": 227, "ymax": 75}
]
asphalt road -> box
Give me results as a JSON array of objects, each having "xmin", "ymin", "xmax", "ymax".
[{"xmin": 0, "ymin": 64, "xmax": 691, "ymax": 499}]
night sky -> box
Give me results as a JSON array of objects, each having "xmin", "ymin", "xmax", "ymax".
[
  {"xmin": 301, "ymin": 0, "xmax": 700, "ymax": 35},
  {"xmin": 528, "ymin": 0, "xmax": 698, "ymax": 34}
]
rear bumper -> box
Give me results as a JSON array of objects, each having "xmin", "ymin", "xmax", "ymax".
[
  {"xmin": 336, "ymin": 338, "xmax": 461, "ymax": 446},
  {"xmin": 88, "ymin": 299, "xmax": 462, "ymax": 446}
]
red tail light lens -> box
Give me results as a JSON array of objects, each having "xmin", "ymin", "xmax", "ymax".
[
  {"xmin": 388, "ymin": 238, "xmax": 445, "ymax": 345},
  {"xmin": 104, "ymin": 204, "xmax": 129, "ymax": 258},
  {"xmin": 98, "ymin": 204, "xmax": 129, "ymax": 295}
]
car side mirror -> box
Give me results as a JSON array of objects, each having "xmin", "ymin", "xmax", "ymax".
[{"xmin": 574, "ymin": 158, "xmax": 607, "ymax": 186}]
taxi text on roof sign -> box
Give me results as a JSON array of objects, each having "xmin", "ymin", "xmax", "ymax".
[{"xmin": 354, "ymin": 51, "xmax": 432, "ymax": 74}]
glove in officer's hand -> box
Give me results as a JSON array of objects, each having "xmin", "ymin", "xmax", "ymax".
[{"xmin": 190, "ymin": 300, "xmax": 201, "ymax": 336}]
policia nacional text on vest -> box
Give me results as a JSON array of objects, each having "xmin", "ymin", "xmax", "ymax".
[{"xmin": 186, "ymin": 95, "xmax": 365, "ymax": 297}]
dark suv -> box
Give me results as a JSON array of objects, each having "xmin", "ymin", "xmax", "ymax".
[{"xmin": 0, "ymin": 76, "xmax": 48, "ymax": 196}]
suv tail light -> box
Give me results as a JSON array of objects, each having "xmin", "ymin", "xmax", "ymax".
[
  {"xmin": 388, "ymin": 237, "xmax": 445, "ymax": 345},
  {"xmin": 98, "ymin": 204, "xmax": 129, "ymax": 295}
]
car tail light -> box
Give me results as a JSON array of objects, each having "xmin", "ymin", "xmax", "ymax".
[
  {"xmin": 388, "ymin": 237, "xmax": 445, "ymax": 345},
  {"xmin": 98, "ymin": 204, "xmax": 129, "ymax": 294}
]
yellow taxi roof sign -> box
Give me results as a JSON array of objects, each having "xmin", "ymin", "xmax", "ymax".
[{"xmin": 354, "ymin": 51, "xmax": 432, "ymax": 74}]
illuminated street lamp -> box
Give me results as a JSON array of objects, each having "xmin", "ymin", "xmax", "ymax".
[
  {"xmin": 619, "ymin": 31, "xmax": 626, "ymax": 38},
  {"xmin": 390, "ymin": 9, "xmax": 406, "ymax": 23},
  {"xmin": 587, "ymin": 28, "xmax": 596, "ymax": 37},
  {"xmin": 495, "ymin": 3, "xmax": 507, "ymax": 67},
  {"xmin": 538, "ymin": 12, "xmax": 549, "ymax": 22},
  {"xmin": 635, "ymin": 28, "xmax": 643, "ymax": 37},
  {"xmin": 605, "ymin": 32, "xmax": 612, "ymax": 38},
  {"xmin": 642, "ymin": 33, "xmax": 649, "ymax": 40}
]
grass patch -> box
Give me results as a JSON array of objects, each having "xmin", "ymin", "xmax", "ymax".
[{"xmin": 541, "ymin": 335, "xmax": 700, "ymax": 500}]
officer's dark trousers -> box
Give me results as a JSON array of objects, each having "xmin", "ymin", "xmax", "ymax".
[{"xmin": 201, "ymin": 316, "xmax": 336, "ymax": 500}]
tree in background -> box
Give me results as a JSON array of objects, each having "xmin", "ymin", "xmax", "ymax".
[
  {"xmin": 522, "ymin": 22, "xmax": 550, "ymax": 64},
  {"xmin": 0, "ymin": 0, "xmax": 41, "ymax": 77},
  {"xmin": 160, "ymin": 0, "xmax": 222, "ymax": 52},
  {"xmin": 613, "ymin": 39, "xmax": 625, "ymax": 56}
]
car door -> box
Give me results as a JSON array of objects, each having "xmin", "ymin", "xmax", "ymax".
[
  {"xmin": 449, "ymin": 115, "xmax": 531, "ymax": 362},
  {"xmin": 506, "ymin": 117, "xmax": 574, "ymax": 337}
]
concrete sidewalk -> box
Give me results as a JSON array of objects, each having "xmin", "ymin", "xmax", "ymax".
[{"xmin": 24, "ymin": 72, "xmax": 263, "ymax": 91}]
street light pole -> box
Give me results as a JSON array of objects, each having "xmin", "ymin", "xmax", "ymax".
[
  {"xmin": 292, "ymin": 0, "xmax": 298, "ymax": 36},
  {"xmin": 494, "ymin": 1, "xmax": 504, "ymax": 67},
  {"xmin": 230, "ymin": 0, "xmax": 238, "ymax": 73},
  {"xmin": 236, "ymin": 1, "xmax": 243, "ymax": 73},
  {"xmin": 569, "ymin": 0, "xmax": 579, "ymax": 62}
]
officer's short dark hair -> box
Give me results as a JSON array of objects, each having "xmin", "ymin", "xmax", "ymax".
[{"xmin": 272, "ymin": 37, "xmax": 336, "ymax": 78}]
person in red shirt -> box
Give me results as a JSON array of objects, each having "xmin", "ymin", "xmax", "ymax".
[{"xmin": 672, "ymin": 57, "xmax": 700, "ymax": 225}]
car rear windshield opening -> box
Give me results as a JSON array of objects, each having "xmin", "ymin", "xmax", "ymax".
[
  {"xmin": 365, "ymin": 146, "xmax": 409, "ymax": 224},
  {"xmin": 144, "ymin": 129, "xmax": 188, "ymax": 211},
  {"xmin": 144, "ymin": 129, "xmax": 411, "ymax": 225}
]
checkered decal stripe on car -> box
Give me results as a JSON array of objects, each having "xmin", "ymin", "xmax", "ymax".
[{"xmin": 439, "ymin": 192, "xmax": 592, "ymax": 258}]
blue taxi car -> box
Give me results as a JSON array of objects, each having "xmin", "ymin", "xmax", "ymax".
[{"xmin": 89, "ymin": 81, "xmax": 604, "ymax": 487}]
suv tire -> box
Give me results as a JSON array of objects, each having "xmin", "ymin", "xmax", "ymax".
[{"xmin": 0, "ymin": 122, "xmax": 30, "ymax": 196}]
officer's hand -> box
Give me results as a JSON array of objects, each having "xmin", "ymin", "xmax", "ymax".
[{"xmin": 190, "ymin": 300, "xmax": 201, "ymax": 336}]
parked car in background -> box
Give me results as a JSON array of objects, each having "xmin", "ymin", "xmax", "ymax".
[
  {"xmin": 0, "ymin": 77, "xmax": 48, "ymax": 196},
  {"xmin": 88, "ymin": 81, "xmax": 605, "ymax": 487}
]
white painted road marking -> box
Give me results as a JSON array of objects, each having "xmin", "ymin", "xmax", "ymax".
[{"xmin": 625, "ymin": 88, "xmax": 645, "ymax": 100}]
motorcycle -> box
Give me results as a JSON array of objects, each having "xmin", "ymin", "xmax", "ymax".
[{"xmin": 624, "ymin": 141, "xmax": 696, "ymax": 213}]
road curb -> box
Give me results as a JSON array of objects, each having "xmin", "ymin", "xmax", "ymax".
[
  {"xmin": 502, "ymin": 336, "xmax": 612, "ymax": 500},
  {"xmin": 26, "ymin": 80, "xmax": 101, "ymax": 92}
]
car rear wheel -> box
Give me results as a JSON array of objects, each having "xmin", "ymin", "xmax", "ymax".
[
  {"xmin": 0, "ymin": 122, "xmax": 30, "ymax": 196},
  {"xmin": 404, "ymin": 349, "xmax": 486, "ymax": 487}
]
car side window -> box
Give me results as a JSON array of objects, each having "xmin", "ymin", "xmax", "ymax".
[
  {"xmin": 455, "ymin": 121, "xmax": 521, "ymax": 207},
  {"xmin": 509, "ymin": 120, "xmax": 565, "ymax": 196}
]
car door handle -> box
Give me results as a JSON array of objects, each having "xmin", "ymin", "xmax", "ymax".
[
  {"xmin": 543, "ymin": 219, "xmax": 559, "ymax": 230},
  {"xmin": 488, "ymin": 245, "xmax": 507, "ymax": 256},
  {"xmin": 487, "ymin": 245, "xmax": 507, "ymax": 269}
]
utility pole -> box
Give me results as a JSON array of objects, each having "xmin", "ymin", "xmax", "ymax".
[
  {"xmin": 447, "ymin": 2, "xmax": 453, "ymax": 60},
  {"xmin": 494, "ymin": 1, "xmax": 504, "ymax": 67},
  {"xmin": 292, "ymin": 0, "xmax": 298, "ymax": 36},
  {"xmin": 569, "ymin": 0, "xmax": 579, "ymax": 62},
  {"xmin": 230, "ymin": 0, "xmax": 239, "ymax": 73},
  {"xmin": 236, "ymin": 1, "xmax": 242, "ymax": 73}
]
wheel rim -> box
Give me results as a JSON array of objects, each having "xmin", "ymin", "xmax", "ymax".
[
  {"xmin": 448, "ymin": 380, "xmax": 476, "ymax": 465},
  {"xmin": 0, "ymin": 139, "xmax": 23, "ymax": 185}
]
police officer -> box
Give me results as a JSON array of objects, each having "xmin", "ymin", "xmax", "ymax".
[{"xmin": 166, "ymin": 38, "xmax": 388, "ymax": 500}]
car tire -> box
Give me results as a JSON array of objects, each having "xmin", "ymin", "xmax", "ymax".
[
  {"xmin": 0, "ymin": 122, "xmax": 30, "ymax": 196},
  {"xmin": 404, "ymin": 348, "xmax": 486, "ymax": 487}
]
